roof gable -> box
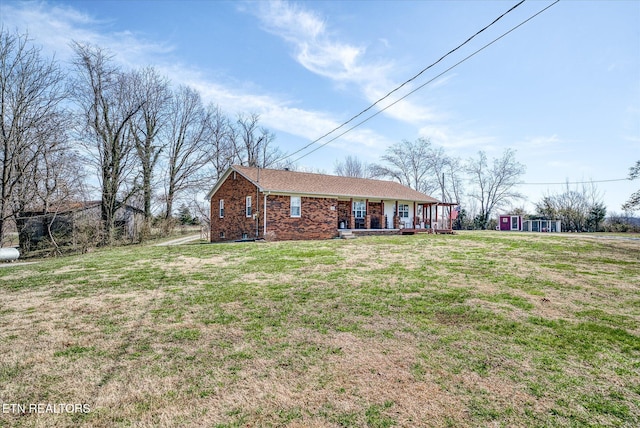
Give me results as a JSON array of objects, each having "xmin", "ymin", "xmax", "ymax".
[{"xmin": 208, "ymin": 165, "xmax": 441, "ymax": 203}]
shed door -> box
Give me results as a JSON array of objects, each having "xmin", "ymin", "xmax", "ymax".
[{"xmin": 511, "ymin": 216, "xmax": 519, "ymax": 231}]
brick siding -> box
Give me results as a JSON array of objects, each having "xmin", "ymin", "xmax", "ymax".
[
  {"xmin": 210, "ymin": 172, "xmax": 340, "ymax": 242},
  {"xmin": 265, "ymin": 195, "xmax": 338, "ymax": 241},
  {"xmin": 368, "ymin": 201, "xmax": 384, "ymax": 229},
  {"xmin": 210, "ymin": 172, "xmax": 261, "ymax": 242},
  {"xmin": 337, "ymin": 200, "xmax": 351, "ymax": 230}
]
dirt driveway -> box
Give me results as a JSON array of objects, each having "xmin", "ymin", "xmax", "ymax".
[{"xmin": 154, "ymin": 234, "xmax": 203, "ymax": 246}]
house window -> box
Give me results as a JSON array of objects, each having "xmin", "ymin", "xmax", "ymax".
[
  {"xmin": 398, "ymin": 204, "xmax": 409, "ymax": 218},
  {"xmin": 219, "ymin": 231, "xmax": 225, "ymax": 239},
  {"xmin": 290, "ymin": 196, "xmax": 301, "ymax": 217},
  {"xmin": 246, "ymin": 196, "xmax": 252, "ymax": 217},
  {"xmin": 219, "ymin": 199, "xmax": 224, "ymax": 218},
  {"xmin": 352, "ymin": 201, "xmax": 366, "ymax": 218}
]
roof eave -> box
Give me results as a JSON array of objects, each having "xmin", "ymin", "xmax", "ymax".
[
  {"xmin": 262, "ymin": 189, "xmax": 439, "ymax": 203},
  {"xmin": 208, "ymin": 166, "xmax": 444, "ymax": 204}
]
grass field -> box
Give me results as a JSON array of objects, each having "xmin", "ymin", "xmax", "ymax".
[{"xmin": 0, "ymin": 232, "xmax": 639, "ymax": 427}]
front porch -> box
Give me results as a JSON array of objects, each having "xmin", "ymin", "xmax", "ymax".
[
  {"xmin": 336, "ymin": 199, "xmax": 457, "ymax": 236},
  {"xmin": 338, "ymin": 226, "xmax": 454, "ymax": 238}
]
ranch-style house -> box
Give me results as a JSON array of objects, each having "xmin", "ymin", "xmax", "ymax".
[{"xmin": 207, "ymin": 165, "xmax": 457, "ymax": 242}]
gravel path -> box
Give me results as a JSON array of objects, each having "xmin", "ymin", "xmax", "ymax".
[{"xmin": 154, "ymin": 234, "xmax": 203, "ymax": 246}]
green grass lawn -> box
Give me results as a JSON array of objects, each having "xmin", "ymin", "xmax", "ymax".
[{"xmin": 0, "ymin": 232, "xmax": 639, "ymax": 427}]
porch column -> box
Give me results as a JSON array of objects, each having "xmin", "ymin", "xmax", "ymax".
[
  {"xmin": 349, "ymin": 198, "xmax": 355, "ymax": 229},
  {"xmin": 413, "ymin": 201, "xmax": 417, "ymax": 228},
  {"xmin": 263, "ymin": 192, "xmax": 267, "ymax": 238},
  {"xmin": 393, "ymin": 200, "xmax": 400, "ymax": 229},
  {"xmin": 365, "ymin": 199, "xmax": 371, "ymax": 229},
  {"xmin": 381, "ymin": 200, "xmax": 385, "ymax": 229}
]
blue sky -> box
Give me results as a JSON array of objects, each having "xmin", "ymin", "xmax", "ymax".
[{"xmin": 2, "ymin": 0, "xmax": 639, "ymax": 213}]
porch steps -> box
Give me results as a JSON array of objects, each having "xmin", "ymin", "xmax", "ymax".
[{"xmin": 339, "ymin": 230, "xmax": 357, "ymax": 239}]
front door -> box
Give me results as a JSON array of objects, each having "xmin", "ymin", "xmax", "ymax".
[{"xmin": 353, "ymin": 201, "xmax": 366, "ymax": 229}]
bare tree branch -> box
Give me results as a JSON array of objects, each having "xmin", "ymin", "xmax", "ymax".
[
  {"xmin": 70, "ymin": 42, "xmax": 144, "ymax": 245},
  {"xmin": 0, "ymin": 28, "xmax": 69, "ymax": 246},
  {"xmin": 622, "ymin": 160, "xmax": 640, "ymax": 212},
  {"xmin": 235, "ymin": 113, "xmax": 283, "ymax": 168},
  {"xmin": 370, "ymin": 138, "xmax": 431, "ymax": 192},
  {"xmin": 129, "ymin": 66, "xmax": 171, "ymax": 237},
  {"xmin": 334, "ymin": 155, "xmax": 372, "ymax": 178},
  {"xmin": 466, "ymin": 149, "xmax": 525, "ymax": 229},
  {"xmin": 161, "ymin": 85, "xmax": 210, "ymax": 221}
]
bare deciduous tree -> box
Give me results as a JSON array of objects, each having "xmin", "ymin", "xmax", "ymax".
[
  {"xmin": 370, "ymin": 138, "xmax": 435, "ymax": 193},
  {"xmin": 22, "ymin": 146, "xmax": 86, "ymax": 254},
  {"xmin": 0, "ymin": 29, "xmax": 68, "ymax": 246},
  {"xmin": 466, "ymin": 149, "xmax": 525, "ymax": 229},
  {"xmin": 334, "ymin": 155, "xmax": 371, "ymax": 178},
  {"xmin": 429, "ymin": 146, "xmax": 463, "ymax": 204},
  {"xmin": 129, "ymin": 66, "xmax": 171, "ymax": 237},
  {"xmin": 622, "ymin": 160, "xmax": 640, "ymax": 212},
  {"xmin": 161, "ymin": 85, "xmax": 210, "ymax": 221},
  {"xmin": 235, "ymin": 113, "xmax": 283, "ymax": 168},
  {"xmin": 204, "ymin": 104, "xmax": 237, "ymax": 181},
  {"xmin": 71, "ymin": 42, "xmax": 143, "ymax": 245},
  {"xmin": 536, "ymin": 181, "xmax": 606, "ymax": 232}
]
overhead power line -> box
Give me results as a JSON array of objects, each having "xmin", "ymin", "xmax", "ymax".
[
  {"xmin": 289, "ymin": 0, "xmax": 560, "ymax": 164},
  {"xmin": 519, "ymin": 178, "xmax": 631, "ymax": 186},
  {"xmin": 282, "ymin": 0, "xmax": 527, "ymax": 162}
]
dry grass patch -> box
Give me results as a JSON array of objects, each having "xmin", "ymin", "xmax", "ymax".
[
  {"xmin": 159, "ymin": 255, "xmax": 232, "ymax": 273},
  {"xmin": 0, "ymin": 232, "xmax": 638, "ymax": 427}
]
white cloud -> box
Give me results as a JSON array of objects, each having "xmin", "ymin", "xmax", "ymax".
[
  {"xmin": 418, "ymin": 125, "xmax": 496, "ymax": 151},
  {"xmin": 517, "ymin": 134, "xmax": 562, "ymax": 148},
  {"xmin": 368, "ymin": 88, "xmax": 442, "ymax": 124},
  {"xmin": 624, "ymin": 135, "xmax": 640, "ymax": 144},
  {"xmin": 297, "ymin": 41, "xmax": 365, "ymax": 81},
  {"xmin": 3, "ymin": 0, "xmax": 447, "ymax": 164},
  {"xmin": 2, "ymin": 1, "xmax": 391, "ymax": 157},
  {"xmin": 254, "ymin": 0, "xmax": 366, "ymax": 81},
  {"xmin": 1, "ymin": 2, "xmax": 173, "ymax": 67},
  {"xmin": 429, "ymin": 74, "xmax": 456, "ymax": 90},
  {"xmin": 191, "ymin": 78, "xmax": 391, "ymax": 154},
  {"xmin": 251, "ymin": 0, "xmax": 438, "ymax": 126},
  {"xmin": 257, "ymin": 0, "xmax": 325, "ymax": 41}
]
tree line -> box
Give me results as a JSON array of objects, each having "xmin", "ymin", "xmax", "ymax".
[
  {"xmin": 1, "ymin": 29, "xmax": 284, "ymax": 251},
  {"xmin": 2, "ymin": 28, "xmax": 638, "ymax": 253},
  {"xmin": 333, "ymin": 138, "xmax": 639, "ymax": 232},
  {"xmin": 332, "ymin": 138, "xmax": 528, "ymax": 231}
]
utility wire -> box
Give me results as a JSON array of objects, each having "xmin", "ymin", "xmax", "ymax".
[
  {"xmin": 290, "ymin": 0, "xmax": 560, "ymax": 164},
  {"xmin": 282, "ymin": 0, "xmax": 527, "ymax": 162},
  {"xmin": 519, "ymin": 178, "xmax": 631, "ymax": 185}
]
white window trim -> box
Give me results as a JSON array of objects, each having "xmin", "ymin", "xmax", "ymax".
[
  {"xmin": 398, "ymin": 204, "xmax": 409, "ymax": 218},
  {"xmin": 246, "ymin": 196, "xmax": 252, "ymax": 217},
  {"xmin": 219, "ymin": 199, "xmax": 224, "ymax": 218},
  {"xmin": 290, "ymin": 196, "xmax": 301, "ymax": 218},
  {"xmin": 352, "ymin": 201, "xmax": 366, "ymax": 219}
]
